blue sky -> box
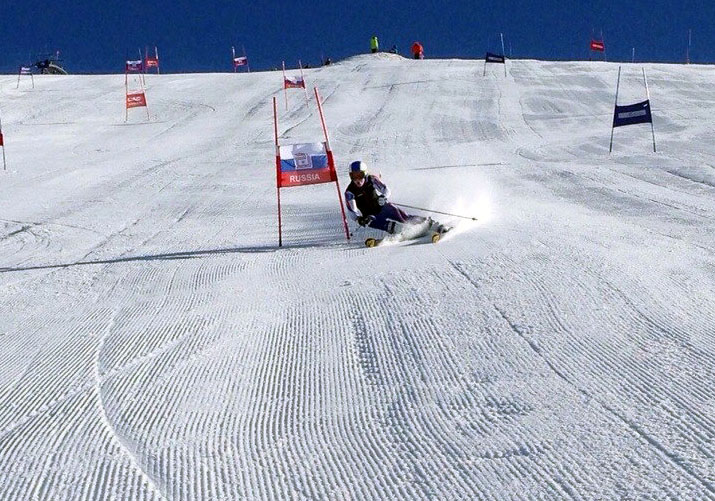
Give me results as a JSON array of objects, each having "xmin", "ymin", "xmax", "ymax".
[{"xmin": 1, "ymin": 0, "xmax": 712, "ymax": 73}]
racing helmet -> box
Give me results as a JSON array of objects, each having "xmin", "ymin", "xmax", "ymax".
[{"xmin": 349, "ymin": 161, "xmax": 368, "ymax": 181}]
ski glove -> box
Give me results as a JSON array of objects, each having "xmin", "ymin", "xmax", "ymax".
[
  {"xmin": 357, "ymin": 215, "xmax": 375, "ymax": 227},
  {"xmin": 377, "ymin": 196, "xmax": 387, "ymax": 206}
]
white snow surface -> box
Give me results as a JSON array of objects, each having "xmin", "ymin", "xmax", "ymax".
[{"xmin": 1, "ymin": 54, "xmax": 715, "ymax": 500}]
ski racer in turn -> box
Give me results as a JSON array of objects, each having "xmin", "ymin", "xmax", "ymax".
[{"xmin": 345, "ymin": 160, "xmax": 446, "ymax": 236}]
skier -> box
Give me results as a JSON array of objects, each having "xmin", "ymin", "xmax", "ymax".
[
  {"xmin": 345, "ymin": 160, "xmax": 444, "ymax": 236},
  {"xmin": 370, "ymin": 35, "xmax": 379, "ymax": 54},
  {"xmin": 411, "ymin": 41, "xmax": 424, "ymax": 59}
]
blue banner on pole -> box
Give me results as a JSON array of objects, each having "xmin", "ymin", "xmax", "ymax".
[
  {"xmin": 485, "ymin": 52, "xmax": 505, "ymax": 64},
  {"xmin": 613, "ymin": 100, "xmax": 652, "ymax": 128}
]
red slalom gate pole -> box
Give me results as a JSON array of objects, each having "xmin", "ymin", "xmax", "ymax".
[
  {"xmin": 273, "ymin": 97, "xmax": 283, "ymax": 247},
  {"xmin": 315, "ymin": 87, "xmax": 350, "ymax": 241}
]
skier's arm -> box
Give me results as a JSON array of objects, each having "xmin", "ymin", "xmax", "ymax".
[
  {"xmin": 344, "ymin": 190, "xmax": 362, "ymax": 220},
  {"xmin": 370, "ymin": 176, "xmax": 391, "ymax": 199}
]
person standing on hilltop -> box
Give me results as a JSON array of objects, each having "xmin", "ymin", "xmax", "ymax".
[
  {"xmin": 411, "ymin": 41, "xmax": 424, "ymax": 59},
  {"xmin": 370, "ymin": 35, "xmax": 379, "ymax": 54}
]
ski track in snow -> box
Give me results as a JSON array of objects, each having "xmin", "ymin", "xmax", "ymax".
[{"xmin": 1, "ymin": 56, "xmax": 715, "ymax": 499}]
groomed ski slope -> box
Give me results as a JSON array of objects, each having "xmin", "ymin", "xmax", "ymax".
[{"xmin": 1, "ymin": 53, "xmax": 714, "ymax": 499}]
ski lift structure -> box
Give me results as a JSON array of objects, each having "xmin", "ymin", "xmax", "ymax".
[{"xmin": 33, "ymin": 50, "xmax": 68, "ymax": 75}]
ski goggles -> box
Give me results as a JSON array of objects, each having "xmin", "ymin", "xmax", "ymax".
[{"xmin": 350, "ymin": 171, "xmax": 366, "ymax": 181}]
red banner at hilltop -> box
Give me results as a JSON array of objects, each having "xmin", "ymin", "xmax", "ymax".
[
  {"xmin": 590, "ymin": 40, "xmax": 605, "ymax": 52},
  {"xmin": 231, "ymin": 47, "xmax": 250, "ymax": 72},
  {"xmin": 126, "ymin": 60, "xmax": 144, "ymax": 72},
  {"xmin": 284, "ymin": 77, "xmax": 305, "ymax": 89},
  {"xmin": 144, "ymin": 46, "xmax": 160, "ymax": 74},
  {"xmin": 282, "ymin": 60, "xmax": 309, "ymax": 109}
]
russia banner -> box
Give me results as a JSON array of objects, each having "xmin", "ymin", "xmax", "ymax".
[
  {"xmin": 284, "ymin": 77, "xmax": 305, "ymax": 89},
  {"xmin": 126, "ymin": 91, "xmax": 147, "ymax": 109},
  {"xmin": 126, "ymin": 60, "xmax": 143, "ymax": 72},
  {"xmin": 485, "ymin": 52, "xmax": 505, "ymax": 64},
  {"xmin": 590, "ymin": 40, "xmax": 605, "ymax": 52},
  {"xmin": 233, "ymin": 56, "xmax": 248, "ymax": 67},
  {"xmin": 278, "ymin": 142, "xmax": 333, "ymax": 187},
  {"xmin": 145, "ymin": 57, "xmax": 159, "ymax": 68},
  {"xmin": 613, "ymin": 100, "xmax": 652, "ymax": 128}
]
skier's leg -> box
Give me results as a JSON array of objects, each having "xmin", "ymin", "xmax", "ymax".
[
  {"xmin": 370, "ymin": 204, "xmax": 409, "ymax": 233},
  {"xmin": 368, "ymin": 205, "xmax": 404, "ymax": 233},
  {"xmin": 368, "ymin": 219, "xmax": 403, "ymax": 234},
  {"xmin": 381, "ymin": 204, "xmax": 410, "ymax": 223},
  {"xmin": 381, "ymin": 203, "xmax": 426, "ymax": 225},
  {"xmin": 368, "ymin": 213, "xmax": 397, "ymax": 234}
]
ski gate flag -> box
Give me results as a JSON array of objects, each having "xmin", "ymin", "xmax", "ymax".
[
  {"xmin": 284, "ymin": 76, "xmax": 305, "ymax": 89},
  {"xmin": 272, "ymin": 90, "xmax": 350, "ymax": 246},
  {"xmin": 613, "ymin": 100, "xmax": 652, "ymax": 128},
  {"xmin": 145, "ymin": 47, "xmax": 160, "ymax": 74},
  {"xmin": 17, "ymin": 66, "xmax": 34, "ymax": 89},
  {"xmin": 485, "ymin": 52, "xmax": 505, "ymax": 64},
  {"xmin": 590, "ymin": 40, "xmax": 605, "ymax": 52},
  {"xmin": 231, "ymin": 47, "xmax": 250, "ymax": 72},
  {"xmin": 126, "ymin": 91, "xmax": 147, "ymax": 109},
  {"xmin": 609, "ymin": 66, "xmax": 657, "ymax": 152},
  {"xmin": 278, "ymin": 143, "xmax": 333, "ymax": 187},
  {"xmin": 126, "ymin": 60, "xmax": 143, "ymax": 72}
]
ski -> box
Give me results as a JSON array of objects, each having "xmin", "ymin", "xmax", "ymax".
[
  {"xmin": 363, "ymin": 217, "xmax": 452, "ymax": 248},
  {"xmin": 365, "ymin": 227, "xmax": 451, "ymax": 247}
]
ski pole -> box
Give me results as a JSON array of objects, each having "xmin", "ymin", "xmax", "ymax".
[{"xmin": 392, "ymin": 203, "xmax": 478, "ymax": 221}]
